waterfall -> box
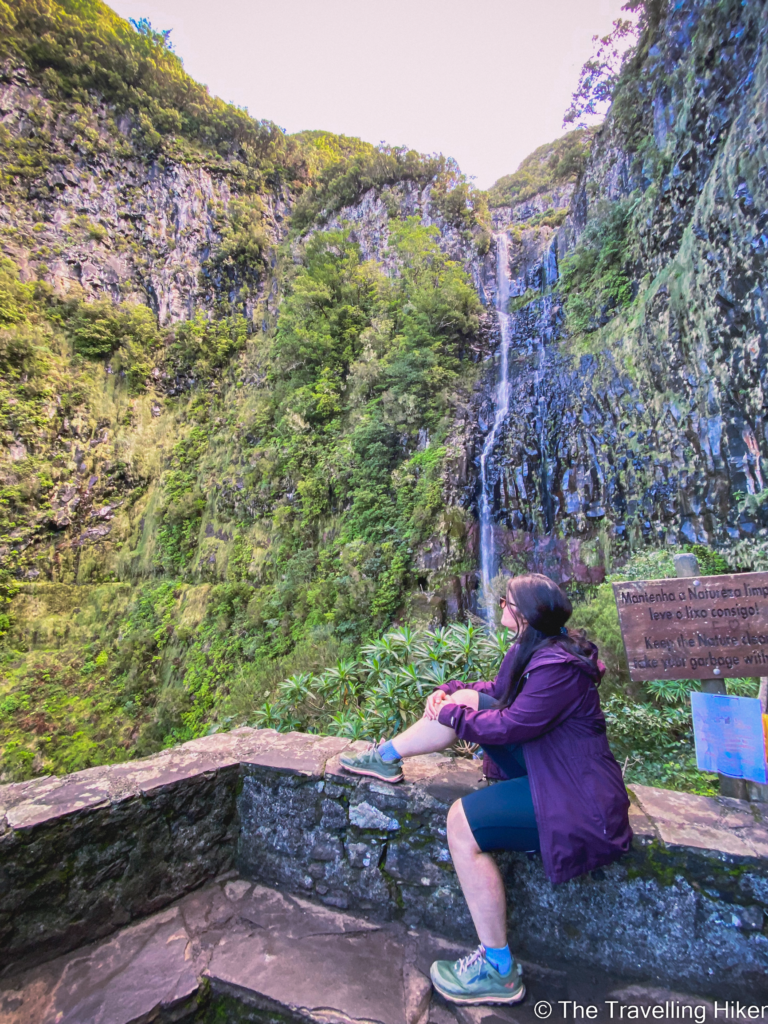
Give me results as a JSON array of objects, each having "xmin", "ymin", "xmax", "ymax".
[{"xmin": 479, "ymin": 232, "xmax": 513, "ymax": 619}]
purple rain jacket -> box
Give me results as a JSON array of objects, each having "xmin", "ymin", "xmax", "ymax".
[{"xmin": 436, "ymin": 641, "xmax": 633, "ymax": 885}]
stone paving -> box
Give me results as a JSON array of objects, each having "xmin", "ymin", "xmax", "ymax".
[{"xmin": 0, "ymin": 876, "xmax": 719, "ymax": 1024}]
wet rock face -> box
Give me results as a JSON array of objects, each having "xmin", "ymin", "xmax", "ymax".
[
  {"xmin": 2, "ymin": 0, "xmax": 766, "ymax": 602},
  {"xmin": 0, "ymin": 63, "xmax": 288, "ymax": 324},
  {"xmin": 450, "ymin": 0, "xmax": 768, "ymax": 577}
]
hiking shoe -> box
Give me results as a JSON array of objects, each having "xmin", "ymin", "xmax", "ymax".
[
  {"xmin": 430, "ymin": 945, "xmax": 526, "ymax": 1005},
  {"xmin": 339, "ymin": 742, "xmax": 404, "ymax": 783}
]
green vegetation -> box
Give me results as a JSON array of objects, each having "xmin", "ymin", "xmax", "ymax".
[
  {"xmin": 567, "ymin": 545, "xmax": 760, "ymax": 796},
  {"xmin": 1, "ymin": 0, "xmax": 763, "ymax": 810},
  {"xmin": 290, "ymin": 142, "xmax": 491, "ymax": 252},
  {"xmin": 232, "ymin": 591, "xmax": 738, "ymax": 801},
  {"xmin": 558, "ymin": 196, "xmax": 639, "ymax": 335},
  {"xmin": 0, "ymin": 0, "xmax": 304, "ymax": 185},
  {"xmin": 485, "ymin": 129, "xmax": 594, "ymax": 208},
  {"xmin": 0, "ymin": 248, "xmax": 753, "ymax": 796},
  {"xmin": 0, "ymin": 216, "xmax": 485, "ymax": 777},
  {"xmin": 244, "ymin": 622, "xmax": 512, "ymax": 739}
]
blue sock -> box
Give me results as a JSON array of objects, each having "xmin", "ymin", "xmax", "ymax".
[
  {"xmin": 378, "ymin": 739, "xmax": 401, "ymax": 762},
  {"xmin": 484, "ymin": 944, "xmax": 512, "ymax": 974}
]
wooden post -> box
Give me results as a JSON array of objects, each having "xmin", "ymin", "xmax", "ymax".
[{"xmin": 673, "ymin": 554, "xmax": 748, "ymax": 799}]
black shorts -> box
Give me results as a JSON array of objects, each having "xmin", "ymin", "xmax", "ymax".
[{"xmin": 461, "ymin": 742, "xmax": 541, "ymax": 854}]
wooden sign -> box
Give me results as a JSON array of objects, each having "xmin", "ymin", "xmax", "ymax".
[{"xmin": 613, "ymin": 570, "xmax": 768, "ymax": 682}]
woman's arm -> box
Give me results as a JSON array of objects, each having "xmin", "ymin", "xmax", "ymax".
[
  {"xmin": 435, "ymin": 644, "xmax": 519, "ymax": 699},
  {"xmin": 424, "ymin": 685, "xmax": 481, "ymax": 720},
  {"xmin": 435, "ymin": 678, "xmax": 495, "ymax": 697},
  {"xmin": 436, "ymin": 663, "xmax": 587, "ymax": 745}
]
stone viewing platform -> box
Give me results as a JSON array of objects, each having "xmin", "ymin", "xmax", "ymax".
[{"xmin": 1, "ymin": 728, "xmax": 767, "ymax": 1022}]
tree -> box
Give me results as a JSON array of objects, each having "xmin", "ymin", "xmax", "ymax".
[
  {"xmin": 563, "ymin": 0, "xmax": 669, "ymax": 130},
  {"xmin": 129, "ymin": 17, "xmax": 174, "ymax": 52},
  {"xmin": 563, "ymin": 16, "xmax": 638, "ymax": 129}
]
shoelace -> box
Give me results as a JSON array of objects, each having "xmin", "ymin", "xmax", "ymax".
[{"xmin": 455, "ymin": 945, "xmax": 486, "ymax": 975}]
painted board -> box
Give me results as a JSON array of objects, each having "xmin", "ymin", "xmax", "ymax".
[
  {"xmin": 612, "ymin": 570, "xmax": 768, "ymax": 682},
  {"xmin": 690, "ymin": 692, "xmax": 768, "ymax": 784}
]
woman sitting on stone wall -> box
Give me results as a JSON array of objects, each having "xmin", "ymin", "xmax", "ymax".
[{"xmin": 340, "ymin": 572, "xmax": 633, "ymax": 1007}]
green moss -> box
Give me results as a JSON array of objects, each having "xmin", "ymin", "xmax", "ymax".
[{"xmin": 508, "ymin": 289, "xmax": 538, "ymax": 313}]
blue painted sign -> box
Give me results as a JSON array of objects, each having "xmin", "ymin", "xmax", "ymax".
[{"xmin": 690, "ymin": 692, "xmax": 768, "ymax": 784}]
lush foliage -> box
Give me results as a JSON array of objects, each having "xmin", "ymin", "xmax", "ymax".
[
  {"xmin": 246, "ymin": 622, "xmax": 512, "ymax": 739},
  {"xmin": 0, "ymin": 0, "xmax": 304, "ymax": 183},
  {"xmin": 486, "ymin": 129, "xmax": 595, "ymax": 209},
  {"xmin": 568, "ymin": 545, "xmax": 757, "ymax": 795},
  {"xmin": 0, "ymin": 218, "xmax": 485, "ymax": 777},
  {"xmin": 602, "ymin": 695, "xmax": 717, "ymax": 795},
  {"xmin": 246, "ymin": 602, "xmax": 726, "ymax": 796},
  {"xmin": 238, "ymin": 218, "xmax": 482, "ymax": 652},
  {"xmin": 559, "ymin": 196, "xmax": 640, "ymax": 335},
  {"xmin": 290, "ymin": 144, "xmax": 491, "ymax": 257}
]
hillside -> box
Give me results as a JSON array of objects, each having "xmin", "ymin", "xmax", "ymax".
[{"xmin": 1, "ymin": 0, "xmax": 766, "ymax": 785}]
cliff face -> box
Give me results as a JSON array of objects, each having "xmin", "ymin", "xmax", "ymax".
[
  {"xmin": 445, "ymin": 0, "xmax": 768, "ymax": 607},
  {"xmin": 0, "ymin": 62, "xmax": 287, "ymax": 323},
  {"xmin": 2, "ymin": 0, "xmax": 767, "ymax": 777}
]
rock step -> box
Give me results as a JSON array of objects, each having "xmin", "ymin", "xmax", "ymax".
[{"xmin": 0, "ymin": 878, "xmax": 715, "ymax": 1024}]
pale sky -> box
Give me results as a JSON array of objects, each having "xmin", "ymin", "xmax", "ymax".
[{"xmin": 108, "ymin": 0, "xmax": 628, "ymax": 189}]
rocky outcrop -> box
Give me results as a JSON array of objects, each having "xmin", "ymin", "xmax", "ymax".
[
  {"xmin": 0, "ymin": 62, "xmax": 287, "ymax": 323},
  {"xmin": 449, "ymin": 0, "xmax": 768, "ymax": 588}
]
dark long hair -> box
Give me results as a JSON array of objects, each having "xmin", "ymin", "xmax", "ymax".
[{"xmin": 497, "ymin": 573, "xmax": 600, "ymax": 709}]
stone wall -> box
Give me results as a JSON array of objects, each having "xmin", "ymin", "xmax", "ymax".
[{"xmin": 2, "ymin": 728, "xmax": 767, "ymax": 996}]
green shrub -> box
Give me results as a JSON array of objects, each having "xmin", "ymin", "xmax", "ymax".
[
  {"xmin": 170, "ymin": 312, "xmax": 249, "ymax": 378},
  {"xmin": 559, "ymin": 196, "xmax": 639, "ymax": 335},
  {"xmin": 683, "ymin": 544, "xmax": 731, "ymax": 576},
  {"xmin": 570, "ymin": 548, "xmax": 675, "ymax": 693},
  {"xmin": 486, "ymin": 129, "xmax": 595, "ymax": 208},
  {"xmin": 249, "ymin": 621, "xmax": 513, "ymax": 738},
  {"xmin": 602, "ymin": 694, "xmax": 717, "ymax": 795}
]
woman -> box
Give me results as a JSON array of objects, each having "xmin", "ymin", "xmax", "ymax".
[{"xmin": 340, "ymin": 573, "xmax": 633, "ymax": 1007}]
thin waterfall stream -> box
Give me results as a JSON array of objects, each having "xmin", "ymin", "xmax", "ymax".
[{"xmin": 479, "ymin": 231, "xmax": 513, "ymax": 619}]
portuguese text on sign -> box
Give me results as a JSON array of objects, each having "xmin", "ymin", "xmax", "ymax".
[{"xmin": 613, "ymin": 571, "xmax": 768, "ymax": 682}]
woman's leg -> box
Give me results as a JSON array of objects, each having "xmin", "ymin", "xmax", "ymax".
[
  {"xmin": 340, "ymin": 714, "xmax": 456, "ymax": 782},
  {"xmin": 389, "ymin": 717, "xmax": 456, "ymax": 757},
  {"xmin": 446, "ymin": 799, "xmax": 507, "ymax": 948}
]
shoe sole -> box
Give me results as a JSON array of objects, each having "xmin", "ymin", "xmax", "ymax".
[
  {"xmin": 430, "ymin": 973, "xmax": 526, "ymax": 1006},
  {"xmin": 338, "ymin": 762, "xmax": 404, "ymax": 783}
]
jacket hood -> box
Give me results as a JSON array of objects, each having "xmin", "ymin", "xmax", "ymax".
[
  {"xmin": 526, "ymin": 640, "xmax": 604, "ymax": 678},
  {"xmin": 493, "ymin": 639, "xmax": 605, "ymax": 705}
]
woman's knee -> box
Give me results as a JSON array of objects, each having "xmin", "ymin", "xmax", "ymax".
[
  {"xmin": 450, "ymin": 688, "xmax": 479, "ymax": 709},
  {"xmin": 447, "ymin": 799, "xmax": 479, "ymax": 853}
]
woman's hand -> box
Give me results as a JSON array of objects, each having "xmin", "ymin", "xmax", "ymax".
[
  {"xmin": 445, "ymin": 688, "xmax": 480, "ymax": 711},
  {"xmin": 423, "ymin": 689, "xmax": 450, "ymax": 720},
  {"xmin": 424, "ymin": 687, "xmax": 481, "ymax": 720}
]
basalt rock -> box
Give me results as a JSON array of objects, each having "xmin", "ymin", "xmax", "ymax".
[{"xmin": 449, "ymin": 0, "xmax": 768, "ymax": 587}]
